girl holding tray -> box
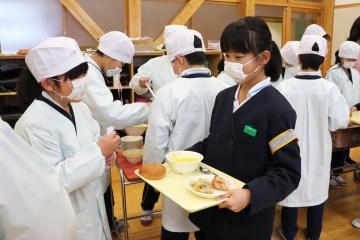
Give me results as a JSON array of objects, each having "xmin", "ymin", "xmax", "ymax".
[{"xmin": 188, "ymin": 16, "xmax": 302, "ymax": 240}]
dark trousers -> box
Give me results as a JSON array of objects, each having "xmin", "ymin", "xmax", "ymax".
[
  {"xmin": 161, "ymin": 227, "xmax": 207, "ymax": 240},
  {"xmin": 331, "ymin": 150, "xmax": 347, "ymax": 176},
  {"xmin": 281, "ymin": 203, "xmax": 325, "ymax": 240},
  {"xmin": 104, "ymin": 184, "xmax": 115, "ymax": 228},
  {"xmin": 141, "ymin": 182, "xmax": 160, "ymax": 210}
]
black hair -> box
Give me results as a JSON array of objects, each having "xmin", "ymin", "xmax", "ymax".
[
  {"xmin": 299, "ymin": 54, "xmax": 324, "ymax": 70},
  {"xmin": 16, "ymin": 68, "xmax": 42, "ymax": 112},
  {"xmin": 184, "ymin": 52, "xmax": 206, "ymax": 65},
  {"xmin": 334, "ymin": 50, "xmax": 341, "ymax": 65},
  {"xmin": 323, "ymin": 34, "xmax": 331, "ymax": 41},
  {"xmin": 96, "ymin": 49, "xmax": 104, "ymax": 56},
  {"xmin": 184, "ymin": 34, "xmax": 206, "ymax": 65},
  {"xmin": 348, "ymin": 16, "xmax": 360, "ymax": 42},
  {"xmin": 220, "ymin": 16, "xmax": 282, "ymax": 82},
  {"xmin": 16, "ymin": 62, "xmax": 88, "ymax": 111},
  {"xmin": 217, "ymin": 58, "xmax": 225, "ymax": 72}
]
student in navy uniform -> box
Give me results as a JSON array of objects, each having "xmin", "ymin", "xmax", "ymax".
[{"xmin": 187, "ymin": 16, "xmax": 301, "ymax": 240}]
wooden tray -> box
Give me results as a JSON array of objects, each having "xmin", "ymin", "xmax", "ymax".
[
  {"xmin": 331, "ymin": 124, "xmax": 360, "ymax": 149},
  {"xmin": 135, "ymin": 163, "xmax": 244, "ymax": 213}
]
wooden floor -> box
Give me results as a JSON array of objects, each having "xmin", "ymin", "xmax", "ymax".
[{"xmin": 110, "ymin": 148, "xmax": 360, "ymax": 240}]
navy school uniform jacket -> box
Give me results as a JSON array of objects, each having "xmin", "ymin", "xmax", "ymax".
[{"xmin": 188, "ymin": 85, "xmax": 301, "ymax": 240}]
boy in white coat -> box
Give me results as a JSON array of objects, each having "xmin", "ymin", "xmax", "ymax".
[
  {"xmin": 129, "ymin": 25, "xmax": 187, "ymax": 97},
  {"xmin": 143, "ymin": 28, "xmax": 227, "ymax": 239},
  {"xmin": 277, "ymin": 35, "xmax": 349, "ymax": 240}
]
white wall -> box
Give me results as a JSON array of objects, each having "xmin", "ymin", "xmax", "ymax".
[
  {"xmin": 331, "ymin": 4, "xmax": 360, "ymax": 64},
  {"xmin": 335, "ymin": 0, "xmax": 360, "ymax": 5},
  {"xmin": 0, "ymin": 0, "xmax": 62, "ymax": 53}
]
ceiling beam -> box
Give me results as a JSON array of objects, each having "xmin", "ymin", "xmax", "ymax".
[
  {"xmin": 153, "ymin": 0, "xmax": 205, "ymax": 47},
  {"xmin": 125, "ymin": 0, "xmax": 142, "ymax": 38},
  {"xmin": 60, "ymin": 0, "xmax": 104, "ymax": 41}
]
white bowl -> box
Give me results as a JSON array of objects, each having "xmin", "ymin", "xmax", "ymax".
[
  {"xmin": 125, "ymin": 124, "xmax": 148, "ymax": 136},
  {"xmin": 123, "ymin": 149, "xmax": 143, "ymax": 164},
  {"xmin": 166, "ymin": 151, "xmax": 203, "ymax": 174},
  {"xmin": 121, "ymin": 136, "xmax": 143, "ymax": 150}
]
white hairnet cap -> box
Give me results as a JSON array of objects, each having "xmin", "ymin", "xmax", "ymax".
[
  {"xmin": 164, "ymin": 25, "xmax": 188, "ymax": 41},
  {"xmin": 25, "ymin": 37, "xmax": 86, "ymax": 83},
  {"xmin": 339, "ymin": 41, "xmax": 360, "ymax": 59},
  {"xmin": 303, "ymin": 24, "xmax": 327, "ymax": 38},
  {"xmin": 281, "ymin": 41, "xmax": 300, "ymax": 66},
  {"xmin": 298, "ymin": 35, "xmax": 327, "ymax": 57},
  {"xmin": 98, "ymin": 31, "xmax": 135, "ymax": 64},
  {"xmin": 165, "ymin": 29, "xmax": 205, "ymax": 62}
]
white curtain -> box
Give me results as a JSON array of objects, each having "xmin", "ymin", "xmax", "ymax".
[{"xmin": 0, "ymin": 0, "xmax": 62, "ymax": 53}]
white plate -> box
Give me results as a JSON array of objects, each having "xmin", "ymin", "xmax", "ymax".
[{"xmin": 186, "ymin": 174, "xmax": 236, "ymax": 199}]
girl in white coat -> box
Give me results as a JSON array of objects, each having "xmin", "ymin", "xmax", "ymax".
[
  {"xmin": 326, "ymin": 41, "xmax": 360, "ymax": 187},
  {"xmin": 278, "ymin": 35, "xmax": 349, "ymax": 240},
  {"xmin": 14, "ymin": 37, "xmax": 121, "ymax": 240}
]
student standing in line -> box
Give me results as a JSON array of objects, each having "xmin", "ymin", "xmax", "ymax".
[
  {"xmin": 187, "ymin": 16, "xmax": 302, "ymax": 240},
  {"xmin": 15, "ymin": 37, "xmax": 120, "ymax": 240},
  {"xmin": 277, "ymin": 35, "xmax": 349, "ymax": 240},
  {"xmin": 326, "ymin": 41, "xmax": 360, "ymax": 188},
  {"xmin": 143, "ymin": 28, "xmax": 228, "ymax": 240}
]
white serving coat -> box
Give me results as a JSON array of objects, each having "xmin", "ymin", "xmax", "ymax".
[
  {"xmin": 129, "ymin": 55, "xmax": 177, "ymax": 95},
  {"xmin": 278, "ymin": 73, "xmax": 349, "ymax": 207},
  {"xmin": 15, "ymin": 92, "xmax": 111, "ymax": 240},
  {"xmin": 84, "ymin": 57, "xmax": 149, "ymax": 133},
  {"xmin": 326, "ymin": 64, "xmax": 360, "ymax": 107},
  {"xmin": 144, "ymin": 68, "xmax": 228, "ymax": 232},
  {"xmin": 0, "ymin": 117, "xmax": 76, "ymax": 240}
]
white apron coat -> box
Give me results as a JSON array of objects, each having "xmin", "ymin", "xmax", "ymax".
[
  {"xmin": 144, "ymin": 68, "xmax": 228, "ymax": 232},
  {"xmin": 15, "ymin": 92, "xmax": 111, "ymax": 240},
  {"xmin": 84, "ymin": 57, "xmax": 149, "ymax": 133},
  {"xmin": 326, "ymin": 64, "xmax": 360, "ymax": 107},
  {"xmin": 278, "ymin": 73, "xmax": 349, "ymax": 207},
  {"xmin": 129, "ymin": 55, "xmax": 177, "ymax": 95},
  {"xmin": 0, "ymin": 117, "xmax": 76, "ymax": 240}
]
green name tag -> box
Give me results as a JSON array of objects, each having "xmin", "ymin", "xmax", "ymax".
[{"xmin": 243, "ymin": 125, "xmax": 257, "ymax": 137}]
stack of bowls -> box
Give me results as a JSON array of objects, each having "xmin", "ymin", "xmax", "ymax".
[{"xmin": 121, "ymin": 124, "xmax": 148, "ymax": 164}]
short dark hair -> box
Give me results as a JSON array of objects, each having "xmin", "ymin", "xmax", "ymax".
[
  {"xmin": 323, "ymin": 34, "xmax": 331, "ymax": 41},
  {"xmin": 184, "ymin": 52, "xmax": 206, "ymax": 65},
  {"xmin": 299, "ymin": 54, "xmax": 324, "ymax": 70},
  {"xmin": 183, "ymin": 34, "xmax": 206, "ymax": 65}
]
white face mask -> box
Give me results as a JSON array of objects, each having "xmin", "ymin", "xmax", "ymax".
[
  {"xmin": 343, "ymin": 61, "xmax": 356, "ymax": 69},
  {"xmin": 224, "ymin": 57, "xmax": 260, "ymax": 84},
  {"xmin": 106, "ymin": 67, "xmax": 122, "ymax": 77},
  {"xmin": 105, "ymin": 57, "xmax": 122, "ymax": 77},
  {"xmin": 51, "ymin": 76, "xmax": 87, "ymax": 101}
]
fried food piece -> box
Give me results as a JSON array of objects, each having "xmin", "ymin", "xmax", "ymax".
[{"xmin": 212, "ymin": 176, "xmax": 229, "ymax": 191}]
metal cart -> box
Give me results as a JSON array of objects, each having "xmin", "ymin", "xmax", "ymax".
[{"xmin": 114, "ymin": 150, "xmax": 162, "ymax": 240}]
